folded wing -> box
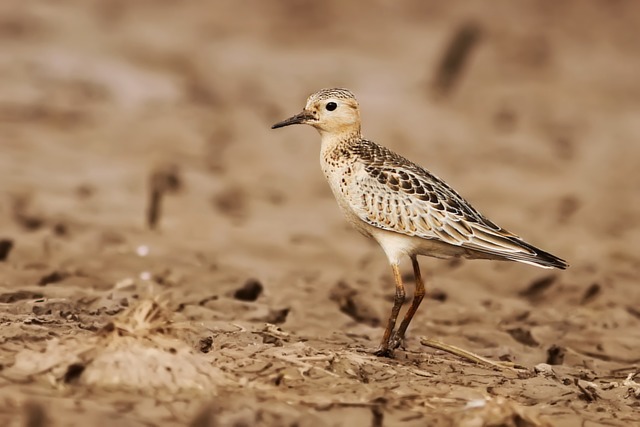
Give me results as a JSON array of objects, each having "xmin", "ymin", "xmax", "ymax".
[{"xmin": 345, "ymin": 141, "xmax": 568, "ymax": 269}]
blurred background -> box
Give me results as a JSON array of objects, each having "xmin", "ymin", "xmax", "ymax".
[
  {"xmin": 2, "ymin": 0, "xmax": 639, "ymax": 281},
  {"xmin": 1, "ymin": 0, "xmax": 640, "ymax": 327},
  {"xmin": 1, "ymin": 0, "xmax": 640, "ymax": 424}
]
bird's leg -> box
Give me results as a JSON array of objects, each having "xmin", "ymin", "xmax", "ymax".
[
  {"xmin": 391, "ymin": 256, "xmax": 425, "ymax": 350},
  {"xmin": 374, "ymin": 263, "xmax": 405, "ymax": 357}
]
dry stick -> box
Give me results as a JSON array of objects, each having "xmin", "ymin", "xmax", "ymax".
[
  {"xmin": 420, "ymin": 337, "xmax": 520, "ymax": 373},
  {"xmin": 146, "ymin": 164, "xmax": 182, "ymax": 230},
  {"xmin": 610, "ymin": 365, "xmax": 639, "ymax": 374},
  {"xmin": 432, "ymin": 22, "xmax": 482, "ymax": 95},
  {"xmin": 147, "ymin": 185, "xmax": 163, "ymax": 230},
  {"xmin": 0, "ymin": 238, "xmax": 14, "ymax": 261}
]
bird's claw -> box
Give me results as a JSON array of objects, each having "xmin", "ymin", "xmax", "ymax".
[{"xmin": 389, "ymin": 333, "xmax": 405, "ymax": 351}]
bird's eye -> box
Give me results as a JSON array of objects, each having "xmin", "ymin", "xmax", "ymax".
[{"xmin": 326, "ymin": 102, "xmax": 337, "ymax": 111}]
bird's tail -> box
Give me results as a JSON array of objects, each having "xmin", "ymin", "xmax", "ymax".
[{"xmin": 502, "ymin": 239, "xmax": 568, "ymax": 270}]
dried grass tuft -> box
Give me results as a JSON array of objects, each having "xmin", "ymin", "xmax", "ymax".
[
  {"xmin": 104, "ymin": 298, "xmax": 175, "ymax": 336},
  {"xmin": 7, "ymin": 298, "xmax": 229, "ymax": 394}
]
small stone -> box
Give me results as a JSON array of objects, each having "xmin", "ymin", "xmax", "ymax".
[
  {"xmin": 534, "ymin": 363, "xmax": 555, "ymax": 377},
  {"xmin": 233, "ymin": 279, "xmax": 263, "ymax": 302}
]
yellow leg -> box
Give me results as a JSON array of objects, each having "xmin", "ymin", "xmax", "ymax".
[{"xmin": 374, "ymin": 263, "xmax": 405, "ymax": 357}]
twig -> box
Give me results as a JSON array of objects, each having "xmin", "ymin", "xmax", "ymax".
[
  {"xmin": 146, "ymin": 163, "xmax": 182, "ymax": 230},
  {"xmin": 574, "ymin": 378, "xmax": 600, "ymax": 402},
  {"xmin": 420, "ymin": 337, "xmax": 520, "ymax": 373},
  {"xmin": 609, "ymin": 365, "xmax": 638, "ymax": 375},
  {"xmin": 432, "ymin": 22, "xmax": 482, "ymax": 95}
]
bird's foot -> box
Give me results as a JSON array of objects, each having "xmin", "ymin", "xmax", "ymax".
[
  {"xmin": 373, "ymin": 332, "xmax": 407, "ymax": 357},
  {"xmin": 373, "ymin": 348, "xmax": 394, "ymax": 358}
]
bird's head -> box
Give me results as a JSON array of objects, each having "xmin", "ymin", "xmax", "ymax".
[{"xmin": 272, "ymin": 88, "xmax": 361, "ymax": 137}]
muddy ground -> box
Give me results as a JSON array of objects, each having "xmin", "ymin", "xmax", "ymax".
[{"xmin": 1, "ymin": 1, "xmax": 639, "ymax": 426}]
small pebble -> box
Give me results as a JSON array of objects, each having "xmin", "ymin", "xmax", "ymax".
[{"xmin": 534, "ymin": 363, "xmax": 556, "ymax": 377}]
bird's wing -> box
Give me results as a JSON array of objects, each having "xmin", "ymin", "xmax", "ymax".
[{"xmin": 344, "ymin": 142, "xmax": 561, "ymax": 265}]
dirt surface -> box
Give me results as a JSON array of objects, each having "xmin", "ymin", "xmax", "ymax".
[{"xmin": 1, "ymin": 1, "xmax": 640, "ymax": 426}]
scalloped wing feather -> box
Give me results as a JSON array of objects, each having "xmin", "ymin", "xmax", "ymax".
[{"xmin": 344, "ymin": 141, "xmax": 567, "ymax": 269}]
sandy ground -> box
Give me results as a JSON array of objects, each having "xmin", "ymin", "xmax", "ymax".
[{"xmin": 1, "ymin": 1, "xmax": 640, "ymax": 426}]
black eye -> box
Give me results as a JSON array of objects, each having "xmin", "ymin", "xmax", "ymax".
[{"xmin": 326, "ymin": 102, "xmax": 337, "ymax": 111}]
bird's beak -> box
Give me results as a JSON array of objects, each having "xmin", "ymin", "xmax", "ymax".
[{"xmin": 271, "ymin": 110, "xmax": 315, "ymax": 129}]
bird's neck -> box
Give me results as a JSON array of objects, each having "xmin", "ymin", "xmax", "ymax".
[{"xmin": 318, "ymin": 128, "xmax": 362, "ymax": 155}]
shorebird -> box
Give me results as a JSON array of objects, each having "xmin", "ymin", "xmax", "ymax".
[{"xmin": 272, "ymin": 88, "xmax": 568, "ymax": 357}]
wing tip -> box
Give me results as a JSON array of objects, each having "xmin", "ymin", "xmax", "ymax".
[
  {"xmin": 486, "ymin": 227, "xmax": 569, "ymax": 270},
  {"xmin": 534, "ymin": 252, "xmax": 569, "ymax": 270},
  {"xmin": 508, "ymin": 244, "xmax": 569, "ymax": 270}
]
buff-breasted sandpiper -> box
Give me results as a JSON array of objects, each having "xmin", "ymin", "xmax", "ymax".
[{"xmin": 272, "ymin": 88, "xmax": 567, "ymax": 357}]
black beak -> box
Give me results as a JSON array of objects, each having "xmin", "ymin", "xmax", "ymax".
[{"xmin": 271, "ymin": 110, "xmax": 314, "ymax": 129}]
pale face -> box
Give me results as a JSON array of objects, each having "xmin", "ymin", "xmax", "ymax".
[{"xmin": 272, "ymin": 89, "xmax": 361, "ymax": 136}]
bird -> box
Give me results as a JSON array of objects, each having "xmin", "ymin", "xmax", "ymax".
[{"xmin": 271, "ymin": 88, "xmax": 568, "ymax": 357}]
